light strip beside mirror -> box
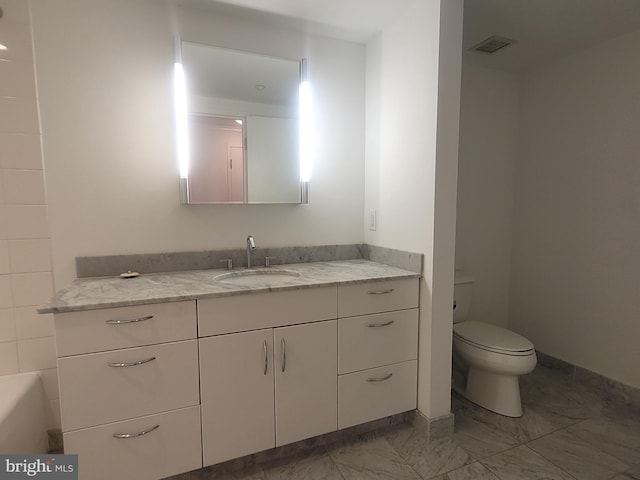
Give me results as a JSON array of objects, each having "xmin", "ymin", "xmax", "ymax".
[
  {"xmin": 299, "ymin": 58, "xmax": 312, "ymax": 204},
  {"xmin": 174, "ymin": 36, "xmax": 190, "ymax": 204}
]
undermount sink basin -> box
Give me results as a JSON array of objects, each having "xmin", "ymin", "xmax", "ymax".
[{"xmin": 214, "ymin": 268, "xmax": 301, "ymax": 286}]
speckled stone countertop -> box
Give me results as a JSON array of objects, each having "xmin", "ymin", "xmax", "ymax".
[{"xmin": 40, "ymin": 259, "xmax": 420, "ymax": 314}]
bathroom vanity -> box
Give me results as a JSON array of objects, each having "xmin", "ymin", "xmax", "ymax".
[{"xmin": 42, "ymin": 260, "xmax": 419, "ymax": 480}]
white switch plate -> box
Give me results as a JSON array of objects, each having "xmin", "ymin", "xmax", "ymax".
[{"xmin": 368, "ymin": 209, "xmax": 377, "ymax": 231}]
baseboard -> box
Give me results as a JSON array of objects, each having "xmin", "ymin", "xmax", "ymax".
[
  {"xmin": 410, "ymin": 410, "xmax": 455, "ymax": 440},
  {"xmin": 536, "ymin": 350, "xmax": 639, "ymax": 405}
]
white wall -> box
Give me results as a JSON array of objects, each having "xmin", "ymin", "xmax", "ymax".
[
  {"xmin": 510, "ymin": 29, "xmax": 640, "ymax": 388},
  {"xmin": 30, "ymin": 0, "xmax": 365, "ymax": 287},
  {"xmin": 365, "ymin": 0, "xmax": 463, "ymax": 419},
  {"xmin": 0, "ymin": 0, "xmax": 59, "ymax": 428},
  {"xmin": 456, "ymin": 65, "xmax": 520, "ymax": 328}
]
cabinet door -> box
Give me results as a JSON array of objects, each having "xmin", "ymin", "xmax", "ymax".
[
  {"xmin": 274, "ymin": 320, "xmax": 337, "ymax": 447},
  {"xmin": 200, "ymin": 329, "xmax": 274, "ymax": 466}
]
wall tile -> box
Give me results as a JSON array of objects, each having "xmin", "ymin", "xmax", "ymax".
[
  {"xmin": 2, "ymin": 170, "xmax": 46, "ymax": 205},
  {"xmin": 0, "ymin": 96, "xmax": 39, "ymax": 134},
  {"xmin": 0, "ymin": 340, "xmax": 19, "ymax": 375},
  {"xmin": 14, "ymin": 306, "xmax": 53, "ymax": 339},
  {"xmin": 47, "ymin": 398, "xmax": 62, "ymax": 430},
  {"xmin": 0, "ymin": 21, "xmax": 33, "ymax": 62},
  {"xmin": 0, "ymin": 205, "xmax": 7, "ymax": 239},
  {"xmin": 0, "ymin": 307, "xmax": 16, "ymax": 342},
  {"xmin": 0, "ymin": 59, "xmax": 37, "ymax": 98},
  {"xmin": 39, "ymin": 367, "xmax": 60, "ymax": 401},
  {"xmin": 11, "ymin": 271, "xmax": 53, "ymax": 307},
  {"xmin": 0, "ymin": 274, "xmax": 13, "ymax": 308},
  {"xmin": 9, "ymin": 238, "xmax": 52, "ymax": 272},
  {"xmin": 0, "ymin": 134, "xmax": 43, "ymax": 170},
  {"xmin": 17, "ymin": 336, "xmax": 56, "ymax": 371},
  {"xmin": 6, "ymin": 205, "xmax": 49, "ymax": 238},
  {"xmin": 0, "ymin": 0, "xmax": 31, "ymax": 26},
  {"xmin": 0, "ymin": 239, "xmax": 10, "ymax": 273}
]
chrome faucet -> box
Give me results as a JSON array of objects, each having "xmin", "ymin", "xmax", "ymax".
[{"xmin": 246, "ymin": 235, "xmax": 256, "ymax": 268}]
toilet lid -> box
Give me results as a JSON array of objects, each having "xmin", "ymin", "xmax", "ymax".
[{"xmin": 453, "ymin": 321, "xmax": 534, "ymax": 353}]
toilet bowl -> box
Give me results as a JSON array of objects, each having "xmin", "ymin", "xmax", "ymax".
[
  {"xmin": 453, "ymin": 321, "xmax": 536, "ymax": 417},
  {"xmin": 453, "ymin": 271, "xmax": 537, "ymax": 417}
]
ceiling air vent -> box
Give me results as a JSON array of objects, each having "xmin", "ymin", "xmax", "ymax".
[{"xmin": 470, "ymin": 35, "xmax": 516, "ymax": 54}]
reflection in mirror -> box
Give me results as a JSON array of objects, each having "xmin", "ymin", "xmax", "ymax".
[{"xmin": 175, "ymin": 39, "xmax": 308, "ymax": 204}]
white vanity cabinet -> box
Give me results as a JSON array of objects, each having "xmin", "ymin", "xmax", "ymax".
[
  {"xmin": 50, "ymin": 265, "xmax": 420, "ymax": 479},
  {"xmin": 198, "ymin": 288, "xmax": 338, "ymax": 467},
  {"xmin": 337, "ymin": 278, "xmax": 419, "ymax": 429},
  {"xmin": 54, "ymin": 301, "xmax": 202, "ymax": 480}
]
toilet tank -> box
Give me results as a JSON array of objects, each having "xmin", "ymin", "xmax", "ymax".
[{"xmin": 453, "ymin": 270, "xmax": 475, "ymax": 324}]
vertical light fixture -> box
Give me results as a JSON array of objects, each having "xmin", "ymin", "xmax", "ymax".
[
  {"xmin": 174, "ymin": 37, "xmax": 190, "ymax": 204},
  {"xmin": 299, "ymin": 58, "xmax": 313, "ymax": 204}
]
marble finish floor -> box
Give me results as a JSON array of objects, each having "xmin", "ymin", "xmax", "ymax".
[{"xmin": 168, "ymin": 365, "xmax": 640, "ymax": 480}]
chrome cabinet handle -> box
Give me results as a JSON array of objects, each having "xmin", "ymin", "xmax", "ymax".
[
  {"xmin": 113, "ymin": 424, "xmax": 159, "ymax": 439},
  {"xmin": 367, "ymin": 288, "xmax": 395, "ymax": 295},
  {"xmin": 281, "ymin": 338, "xmax": 286, "ymax": 373},
  {"xmin": 367, "ymin": 320, "xmax": 395, "ymax": 328},
  {"xmin": 263, "ymin": 340, "xmax": 268, "ymax": 375},
  {"xmin": 109, "ymin": 356, "xmax": 156, "ymax": 368},
  {"xmin": 105, "ymin": 315, "xmax": 153, "ymax": 325},
  {"xmin": 367, "ymin": 373, "xmax": 393, "ymax": 382}
]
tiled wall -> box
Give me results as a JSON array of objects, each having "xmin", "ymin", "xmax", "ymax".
[{"xmin": 0, "ymin": 1, "xmax": 59, "ymax": 428}]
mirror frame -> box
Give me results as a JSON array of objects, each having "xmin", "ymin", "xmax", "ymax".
[{"xmin": 173, "ymin": 37, "xmax": 310, "ymax": 205}]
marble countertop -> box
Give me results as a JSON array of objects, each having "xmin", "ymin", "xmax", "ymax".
[{"xmin": 40, "ymin": 259, "xmax": 420, "ymax": 313}]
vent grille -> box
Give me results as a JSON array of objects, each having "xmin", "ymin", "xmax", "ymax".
[{"xmin": 470, "ymin": 35, "xmax": 516, "ymax": 54}]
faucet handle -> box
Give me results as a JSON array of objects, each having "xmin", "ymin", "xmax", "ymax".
[
  {"xmin": 265, "ymin": 256, "xmax": 276, "ymax": 268},
  {"xmin": 219, "ymin": 258, "xmax": 233, "ymax": 270}
]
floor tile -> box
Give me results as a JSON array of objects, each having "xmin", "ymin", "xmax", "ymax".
[
  {"xmin": 190, "ymin": 465, "xmax": 266, "ymax": 480},
  {"xmin": 430, "ymin": 462, "xmax": 500, "ymax": 480},
  {"xmin": 451, "ymin": 406, "xmax": 521, "ymax": 460},
  {"xmin": 528, "ymin": 427, "xmax": 629, "ymax": 480},
  {"xmin": 481, "ymin": 445, "xmax": 576, "ymax": 480},
  {"xmin": 610, "ymin": 464, "xmax": 640, "ymax": 480},
  {"xmin": 385, "ymin": 423, "xmax": 473, "ymax": 478},
  {"xmin": 453, "ymin": 391, "xmax": 573, "ymax": 444},
  {"xmin": 329, "ymin": 436, "xmax": 421, "ymax": 480},
  {"xmin": 566, "ymin": 416, "xmax": 640, "ymax": 465},
  {"xmin": 520, "ymin": 367, "xmax": 603, "ymax": 421},
  {"xmin": 263, "ymin": 447, "xmax": 343, "ymax": 480}
]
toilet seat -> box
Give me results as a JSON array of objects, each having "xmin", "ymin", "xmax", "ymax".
[{"xmin": 453, "ymin": 321, "xmax": 534, "ymax": 356}]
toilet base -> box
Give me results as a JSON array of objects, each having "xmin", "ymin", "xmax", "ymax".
[{"xmin": 456, "ymin": 368, "xmax": 523, "ymax": 417}]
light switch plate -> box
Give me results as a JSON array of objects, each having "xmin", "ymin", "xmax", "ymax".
[{"xmin": 368, "ymin": 210, "xmax": 377, "ymax": 231}]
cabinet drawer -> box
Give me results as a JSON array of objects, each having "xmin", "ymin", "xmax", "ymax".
[
  {"xmin": 337, "ymin": 279, "xmax": 418, "ymax": 317},
  {"xmin": 55, "ymin": 301, "xmax": 197, "ymax": 356},
  {"xmin": 338, "ymin": 309, "xmax": 418, "ymax": 374},
  {"xmin": 338, "ymin": 360, "xmax": 417, "ymax": 429},
  {"xmin": 58, "ymin": 340, "xmax": 199, "ymax": 431},
  {"xmin": 198, "ymin": 287, "xmax": 337, "ymax": 336},
  {"xmin": 64, "ymin": 406, "xmax": 202, "ymax": 480}
]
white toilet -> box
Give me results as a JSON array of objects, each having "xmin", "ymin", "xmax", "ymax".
[{"xmin": 452, "ymin": 271, "xmax": 536, "ymax": 417}]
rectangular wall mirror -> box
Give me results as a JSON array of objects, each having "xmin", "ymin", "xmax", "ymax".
[{"xmin": 175, "ymin": 39, "xmax": 308, "ymax": 204}]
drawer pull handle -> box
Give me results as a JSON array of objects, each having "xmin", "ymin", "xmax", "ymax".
[
  {"xmin": 367, "ymin": 373, "xmax": 393, "ymax": 383},
  {"xmin": 106, "ymin": 315, "xmax": 154, "ymax": 325},
  {"xmin": 263, "ymin": 340, "xmax": 268, "ymax": 375},
  {"xmin": 367, "ymin": 320, "xmax": 395, "ymax": 328},
  {"xmin": 109, "ymin": 356, "xmax": 156, "ymax": 368},
  {"xmin": 367, "ymin": 289, "xmax": 395, "ymax": 295},
  {"xmin": 281, "ymin": 338, "xmax": 287, "ymax": 373},
  {"xmin": 113, "ymin": 424, "xmax": 160, "ymax": 439}
]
